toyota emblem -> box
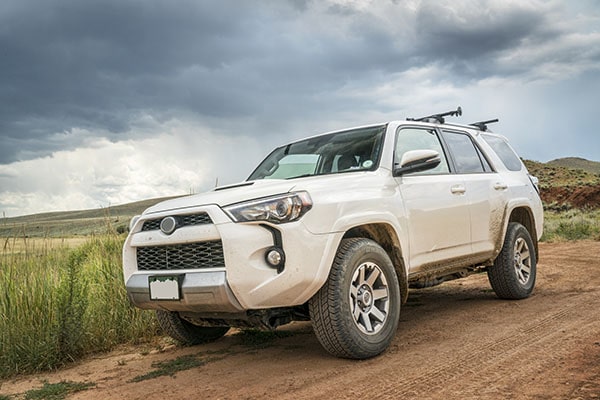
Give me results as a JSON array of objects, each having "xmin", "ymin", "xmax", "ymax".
[{"xmin": 160, "ymin": 216, "xmax": 177, "ymax": 235}]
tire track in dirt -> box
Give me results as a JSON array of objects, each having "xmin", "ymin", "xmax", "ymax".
[
  {"xmin": 419, "ymin": 317, "xmax": 600, "ymax": 399},
  {"xmin": 286, "ymin": 290, "xmax": 600, "ymax": 400}
]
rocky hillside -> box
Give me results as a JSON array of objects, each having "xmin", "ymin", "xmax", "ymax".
[{"xmin": 524, "ymin": 158, "xmax": 600, "ymax": 210}]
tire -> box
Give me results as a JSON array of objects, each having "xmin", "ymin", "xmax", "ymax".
[
  {"xmin": 488, "ymin": 222, "xmax": 537, "ymax": 300},
  {"xmin": 309, "ymin": 238, "xmax": 401, "ymax": 359},
  {"xmin": 156, "ymin": 310, "xmax": 229, "ymax": 345}
]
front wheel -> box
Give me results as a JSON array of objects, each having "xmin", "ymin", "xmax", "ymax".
[
  {"xmin": 156, "ymin": 310, "xmax": 229, "ymax": 345},
  {"xmin": 487, "ymin": 222, "xmax": 537, "ymax": 300},
  {"xmin": 309, "ymin": 238, "xmax": 401, "ymax": 359}
]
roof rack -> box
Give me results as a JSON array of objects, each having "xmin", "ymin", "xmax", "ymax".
[
  {"xmin": 407, "ymin": 106, "xmax": 462, "ymax": 124},
  {"xmin": 469, "ymin": 119, "xmax": 499, "ymax": 132}
]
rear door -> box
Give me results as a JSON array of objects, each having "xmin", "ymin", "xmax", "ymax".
[{"xmin": 440, "ymin": 129, "xmax": 507, "ymax": 258}]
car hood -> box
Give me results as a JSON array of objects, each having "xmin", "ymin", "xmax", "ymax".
[
  {"xmin": 142, "ymin": 171, "xmax": 389, "ymax": 216},
  {"xmin": 143, "ymin": 179, "xmax": 298, "ymax": 215}
]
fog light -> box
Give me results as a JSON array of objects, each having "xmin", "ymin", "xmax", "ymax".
[{"xmin": 265, "ymin": 247, "xmax": 285, "ymax": 271}]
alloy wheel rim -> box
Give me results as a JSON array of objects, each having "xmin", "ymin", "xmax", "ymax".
[
  {"xmin": 349, "ymin": 262, "xmax": 389, "ymax": 335},
  {"xmin": 513, "ymin": 237, "xmax": 532, "ymax": 285}
]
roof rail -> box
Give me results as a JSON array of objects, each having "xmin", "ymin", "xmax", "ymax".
[
  {"xmin": 469, "ymin": 119, "xmax": 499, "ymax": 132},
  {"xmin": 407, "ymin": 106, "xmax": 462, "ymax": 124}
]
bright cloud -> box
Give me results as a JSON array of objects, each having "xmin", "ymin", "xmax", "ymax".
[{"xmin": 0, "ymin": 120, "xmax": 265, "ymax": 216}]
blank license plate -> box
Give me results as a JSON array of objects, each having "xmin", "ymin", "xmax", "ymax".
[{"xmin": 149, "ymin": 276, "xmax": 181, "ymax": 300}]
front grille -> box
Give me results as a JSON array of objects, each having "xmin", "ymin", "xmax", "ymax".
[
  {"xmin": 141, "ymin": 212, "xmax": 213, "ymax": 232},
  {"xmin": 136, "ymin": 241, "xmax": 225, "ymax": 270}
]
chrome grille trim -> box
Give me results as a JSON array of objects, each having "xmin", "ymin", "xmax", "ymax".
[
  {"xmin": 141, "ymin": 212, "xmax": 213, "ymax": 232},
  {"xmin": 136, "ymin": 241, "xmax": 225, "ymax": 270}
]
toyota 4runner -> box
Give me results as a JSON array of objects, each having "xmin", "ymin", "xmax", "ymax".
[{"xmin": 123, "ymin": 107, "xmax": 543, "ymax": 359}]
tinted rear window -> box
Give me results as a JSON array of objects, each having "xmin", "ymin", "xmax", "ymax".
[
  {"xmin": 441, "ymin": 130, "xmax": 486, "ymax": 173},
  {"xmin": 482, "ymin": 134, "xmax": 522, "ymax": 171}
]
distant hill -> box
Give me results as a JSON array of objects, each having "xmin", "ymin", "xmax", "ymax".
[
  {"xmin": 523, "ymin": 158, "xmax": 600, "ymax": 189},
  {"xmin": 547, "ymin": 157, "xmax": 600, "ymax": 175},
  {"xmin": 0, "ymin": 196, "xmax": 178, "ymax": 238}
]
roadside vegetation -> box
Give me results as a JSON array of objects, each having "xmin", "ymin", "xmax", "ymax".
[
  {"xmin": 0, "ymin": 234, "xmax": 158, "ymax": 379},
  {"xmin": 523, "ymin": 158, "xmax": 600, "ymax": 242},
  {"xmin": 541, "ymin": 209, "xmax": 600, "ymax": 242}
]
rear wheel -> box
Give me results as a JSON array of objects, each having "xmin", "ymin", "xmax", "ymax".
[
  {"xmin": 309, "ymin": 238, "xmax": 401, "ymax": 359},
  {"xmin": 488, "ymin": 222, "xmax": 537, "ymax": 299},
  {"xmin": 156, "ymin": 310, "xmax": 229, "ymax": 345}
]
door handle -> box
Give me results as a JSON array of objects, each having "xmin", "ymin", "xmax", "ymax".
[
  {"xmin": 451, "ymin": 184, "xmax": 466, "ymax": 195},
  {"xmin": 494, "ymin": 182, "xmax": 508, "ymax": 190}
]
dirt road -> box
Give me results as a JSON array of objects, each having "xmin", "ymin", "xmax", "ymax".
[{"xmin": 2, "ymin": 241, "xmax": 600, "ymax": 399}]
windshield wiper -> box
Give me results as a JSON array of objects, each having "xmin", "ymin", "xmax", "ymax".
[{"xmin": 286, "ymin": 174, "xmax": 315, "ymax": 180}]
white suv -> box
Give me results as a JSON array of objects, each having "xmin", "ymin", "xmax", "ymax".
[{"xmin": 123, "ymin": 108, "xmax": 543, "ymax": 359}]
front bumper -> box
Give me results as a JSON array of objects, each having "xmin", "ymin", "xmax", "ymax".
[
  {"xmin": 123, "ymin": 204, "xmax": 340, "ymax": 312},
  {"xmin": 125, "ymin": 270, "xmax": 244, "ymax": 313}
]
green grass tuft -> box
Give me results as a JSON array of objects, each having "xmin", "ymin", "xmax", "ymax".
[
  {"xmin": 130, "ymin": 355, "xmax": 206, "ymax": 382},
  {"xmin": 23, "ymin": 380, "xmax": 94, "ymax": 400}
]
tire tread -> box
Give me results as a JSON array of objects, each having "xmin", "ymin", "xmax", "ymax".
[
  {"xmin": 309, "ymin": 238, "xmax": 400, "ymax": 359},
  {"xmin": 488, "ymin": 222, "xmax": 537, "ymax": 300}
]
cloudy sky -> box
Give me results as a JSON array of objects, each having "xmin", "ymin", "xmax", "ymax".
[{"xmin": 1, "ymin": 0, "xmax": 599, "ymax": 217}]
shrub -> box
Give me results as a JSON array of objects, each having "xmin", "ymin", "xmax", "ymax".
[{"xmin": 541, "ymin": 209, "xmax": 600, "ymax": 242}]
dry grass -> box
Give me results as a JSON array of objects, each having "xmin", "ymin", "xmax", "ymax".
[
  {"xmin": 1, "ymin": 237, "xmax": 88, "ymax": 255},
  {"xmin": 0, "ymin": 235, "xmax": 158, "ymax": 378}
]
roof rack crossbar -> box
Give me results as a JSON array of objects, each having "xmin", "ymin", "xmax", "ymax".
[
  {"xmin": 407, "ymin": 106, "xmax": 462, "ymax": 124},
  {"xmin": 469, "ymin": 119, "xmax": 499, "ymax": 131}
]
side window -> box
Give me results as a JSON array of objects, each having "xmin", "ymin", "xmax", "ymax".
[
  {"xmin": 481, "ymin": 134, "xmax": 523, "ymax": 171},
  {"xmin": 395, "ymin": 128, "xmax": 449, "ymax": 175},
  {"xmin": 441, "ymin": 130, "xmax": 485, "ymax": 174}
]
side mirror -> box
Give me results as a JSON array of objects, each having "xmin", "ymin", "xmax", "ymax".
[{"xmin": 393, "ymin": 149, "xmax": 441, "ymax": 176}]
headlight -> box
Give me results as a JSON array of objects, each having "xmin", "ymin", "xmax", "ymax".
[{"xmin": 224, "ymin": 192, "xmax": 312, "ymax": 224}]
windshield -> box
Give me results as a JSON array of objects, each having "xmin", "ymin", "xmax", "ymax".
[{"xmin": 248, "ymin": 125, "xmax": 386, "ymax": 180}]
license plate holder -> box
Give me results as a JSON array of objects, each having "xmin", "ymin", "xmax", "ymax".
[{"xmin": 149, "ymin": 275, "xmax": 182, "ymax": 301}]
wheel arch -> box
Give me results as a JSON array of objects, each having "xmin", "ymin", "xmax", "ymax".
[
  {"xmin": 506, "ymin": 206, "xmax": 539, "ymax": 260},
  {"xmin": 343, "ymin": 223, "xmax": 409, "ymax": 304}
]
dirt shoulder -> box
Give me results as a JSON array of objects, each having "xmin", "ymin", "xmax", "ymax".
[{"xmin": 2, "ymin": 241, "xmax": 600, "ymax": 400}]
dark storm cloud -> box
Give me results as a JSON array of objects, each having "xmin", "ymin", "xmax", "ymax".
[
  {"xmin": 416, "ymin": 4, "xmax": 541, "ymax": 56},
  {"xmin": 412, "ymin": 2, "xmax": 561, "ymax": 79},
  {"xmin": 0, "ymin": 0, "xmax": 263, "ymax": 162},
  {"xmin": 2, "ymin": 0, "xmax": 377, "ymax": 162},
  {"xmin": 0, "ymin": 0, "xmax": 595, "ymax": 164}
]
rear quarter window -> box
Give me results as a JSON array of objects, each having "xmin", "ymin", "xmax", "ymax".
[{"xmin": 482, "ymin": 134, "xmax": 522, "ymax": 171}]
